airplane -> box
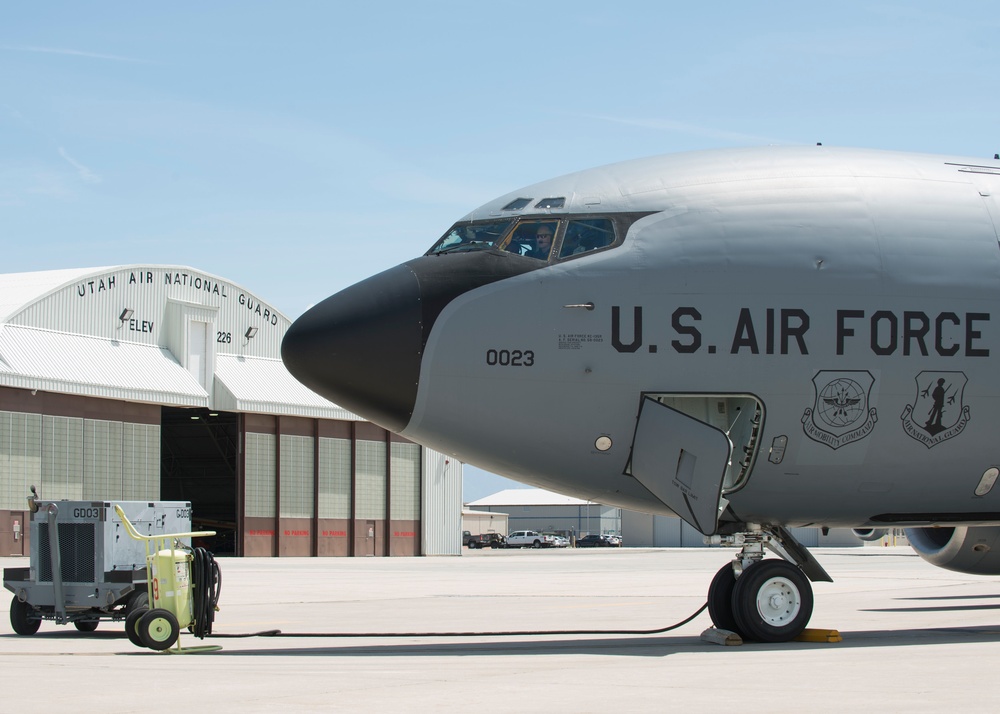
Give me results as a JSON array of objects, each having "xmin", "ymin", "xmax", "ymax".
[{"xmin": 281, "ymin": 145, "xmax": 1000, "ymax": 642}]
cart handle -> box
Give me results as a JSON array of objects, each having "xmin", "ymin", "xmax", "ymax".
[{"xmin": 113, "ymin": 504, "xmax": 217, "ymax": 541}]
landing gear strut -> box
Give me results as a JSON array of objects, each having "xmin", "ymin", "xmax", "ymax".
[{"xmin": 707, "ymin": 525, "xmax": 831, "ymax": 642}]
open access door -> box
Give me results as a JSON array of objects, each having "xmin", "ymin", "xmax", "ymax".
[{"xmin": 629, "ymin": 396, "xmax": 733, "ymax": 535}]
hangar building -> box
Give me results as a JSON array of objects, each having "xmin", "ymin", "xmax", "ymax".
[{"xmin": 0, "ymin": 266, "xmax": 461, "ymax": 558}]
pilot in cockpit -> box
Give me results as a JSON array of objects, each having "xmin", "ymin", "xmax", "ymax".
[{"xmin": 528, "ymin": 225, "xmax": 555, "ymax": 260}]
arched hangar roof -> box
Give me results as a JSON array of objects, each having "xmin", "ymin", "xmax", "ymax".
[{"xmin": 0, "ymin": 265, "xmax": 356, "ymax": 419}]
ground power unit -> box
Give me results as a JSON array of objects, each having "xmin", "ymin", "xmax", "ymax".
[{"xmin": 4, "ymin": 498, "xmax": 194, "ymax": 634}]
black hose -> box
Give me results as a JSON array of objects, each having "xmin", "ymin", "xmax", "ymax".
[
  {"xmin": 208, "ymin": 602, "xmax": 708, "ymax": 639},
  {"xmin": 191, "ymin": 547, "xmax": 222, "ymax": 639}
]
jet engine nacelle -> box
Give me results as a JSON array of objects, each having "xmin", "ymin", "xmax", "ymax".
[
  {"xmin": 852, "ymin": 528, "xmax": 887, "ymax": 542},
  {"xmin": 904, "ymin": 526, "xmax": 1000, "ymax": 575}
]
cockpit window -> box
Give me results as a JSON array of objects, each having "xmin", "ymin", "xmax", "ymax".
[
  {"xmin": 426, "ymin": 213, "xmax": 637, "ymax": 262},
  {"xmin": 535, "ymin": 197, "xmax": 565, "ymax": 209},
  {"xmin": 426, "ymin": 219, "xmax": 514, "ymax": 254},
  {"xmin": 500, "ymin": 221, "xmax": 558, "ymax": 259},
  {"xmin": 558, "ymin": 218, "xmax": 616, "ymax": 258},
  {"xmin": 501, "ymin": 198, "xmax": 532, "ymax": 211}
]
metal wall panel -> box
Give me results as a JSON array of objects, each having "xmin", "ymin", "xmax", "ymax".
[
  {"xmin": 0, "ymin": 411, "xmax": 41, "ymax": 510},
  {"xmin": 421, "ymin": 451, "xmax": 462, "ymax": 556},
  {"xmin": 355, "ymin": 440, "xmax": 386, "ymax": 520},
  {"xmin": 245, "ymin": 432, "xmax": 276, "ymax": 518},
  {"xmin": 318, "ymin": 437, "xmax": 351, "ymax": 519},
  {"xmin": 0, "ymin": 409, "xmax": 158, "ymax": 509},
  {"xmin": 390, "ymin": 443, "xmax": 420, "ymax": 521},
  {"xmin": 279, "ymin": 434, "xmax": 314, "ymax": 518}
]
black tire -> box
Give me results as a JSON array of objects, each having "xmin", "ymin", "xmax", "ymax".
[
  {"xmin": 468, "ymin": 541, "xmax": 477, "ymax": 549},
  {"xmin": 125, "ymin": 589, "xmax": 149, "ymax": 617},
  {"xmin": 125, "ymin": 607, "xmax": 148, "ymax": 647},
  {"xmin": 74, "ymin": 619, "xmax": 99, "ymax": 632},
  {"xmin": 732, "ymin": 560, "xmax": 813, "ymax": 642},
  {"xmin": 10, "ymin": 597, "xmax": 41, "ymax": 636},
  {"xmin": 707, "ymin": 562, "xmax": 742, "ymax": 635},
  {"xmin": 138, "ymin": 608, "xmax": 179, "ymax": 651},
  {"xmin": 532, "ymin": 540, "xmax": 541, "ymax": 548}
]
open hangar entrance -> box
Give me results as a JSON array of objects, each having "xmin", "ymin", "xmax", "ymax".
[{"xmin": 160, "ymin": 407, "xmax": 240, "ymax": 555}]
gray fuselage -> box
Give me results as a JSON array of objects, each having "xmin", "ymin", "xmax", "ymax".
[{"xmin": 284, "ymin": 146, "xmax": 1000, "ymax": 532}]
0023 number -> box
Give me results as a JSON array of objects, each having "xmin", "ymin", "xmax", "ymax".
[{"xmin": 485, "ymin": 349, "xmax": 534, "ymax": 367}]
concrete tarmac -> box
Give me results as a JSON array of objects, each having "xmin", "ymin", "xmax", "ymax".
[{"xmin": 3, "ymin": 546, "xmax": 999, "ymax": 713}]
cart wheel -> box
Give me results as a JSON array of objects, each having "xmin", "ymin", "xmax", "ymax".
[
  {"xmin": 138, "ymin": 608, "xmax": 179, "ymax": 650},
  {"xmin": 10, "ymin": 597, "xmax": 41, "ymax": 636},
  {"xmin": 74, "ymin": 620, "xmax": 99, "ymax": 633},
  {"xmin": 125, "ymin": 608, "xmax": 148, "ymax": 647}
]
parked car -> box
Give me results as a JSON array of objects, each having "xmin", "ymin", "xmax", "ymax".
[
  {"xmin": 467, "ymin": 533, "xmax": 506, "ymax": 549},
  {"xmin": 576, "ymin": 534, "xmax": 612, "ymax": 547},
  {"xmin": 543, "ymin": 533, "xmax": 569, "ymax": 548},
  {"xmin": 603, "ymin": 534, "xmax": 623, "ymax": 546},
  {"xmin": 506, "ymin": 530, "xmax": 548, "ymax": 548}
]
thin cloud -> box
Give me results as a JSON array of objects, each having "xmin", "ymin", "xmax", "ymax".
[
  {"xmin": 0, "ymin": 44, "xmax": 154, "ymax": 64},
  {"xmin": 58, "ymin": 148, "xmax": 101, "ymax": 184}
]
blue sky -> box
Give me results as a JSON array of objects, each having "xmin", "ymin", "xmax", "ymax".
[{"xmin": 3, "ymin": 2, "xmax": 999, "ymax": 500}]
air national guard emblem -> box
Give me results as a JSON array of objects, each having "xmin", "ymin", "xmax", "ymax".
[
  {"xmin": 900, "ymin": 371, "xmax": 970, "ymax": 448},
  {"xmin": 802, "ymin": 371, "xmax": 878, "ymax": 449}
]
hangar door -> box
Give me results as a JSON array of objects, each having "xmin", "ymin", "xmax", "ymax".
[{"xmin": 160, "ymin": 407, "xmax": 240, "ymax": 555}]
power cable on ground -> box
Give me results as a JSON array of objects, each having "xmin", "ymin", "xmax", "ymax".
[{"xmin": 207, "ymin": 602, "xmax": 708, "ymax": 639}]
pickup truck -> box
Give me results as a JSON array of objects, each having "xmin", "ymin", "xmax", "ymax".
[
  {"xmin": 467, "ymin": 533, "xmax": 506, "ymax": 549},
  {"xmin": 505, "ymin": 530, "xmax": 551, "ymax": 548}
]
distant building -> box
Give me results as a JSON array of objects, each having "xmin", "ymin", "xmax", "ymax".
[
  {"xmin": 466, "ymin": 488, "xmax": 620, "ymax": 538},
  {"xmin": 467, "ymin": 487, "xmax": 859, "ymax": 547},
  {"xmin": 461, "ymin": 509, "xmax": 508, "ymax": 538}
]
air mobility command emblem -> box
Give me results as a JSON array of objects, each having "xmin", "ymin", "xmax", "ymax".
[
  {"xmin": 900, "ymin": 371, "xmax": 970, "ymax": 448},
  {"xmin": 802, "ymin": 371, "xmax": 878, "ymax": 449}
]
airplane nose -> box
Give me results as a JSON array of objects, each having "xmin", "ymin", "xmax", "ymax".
[
  {"xmin": 281, "ymin": 263, "xmax": 423, "ymax": 432},
  {"xmin": 282, "ymin": 250, "xmax": 544, "ymax": 433}
]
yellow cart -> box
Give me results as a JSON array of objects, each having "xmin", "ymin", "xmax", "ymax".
[{"xmin": 114, "ymin": 504, "xmax": 222, "ymax": 653}]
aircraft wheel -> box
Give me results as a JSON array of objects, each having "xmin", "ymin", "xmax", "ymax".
[
  {"xmin": 10, "ymin": 597, "xmax": 41, "ymax": 636},
  {"xmin": 732, "ymin": 560, "xmax": 813, "ymax": 642},
  {"xmin": 707, "ymin": 562, "xmax": 742, "ymax": 634},
  {"xmin": 138, "ymin": 608, "xmax": 179, "ymax": 651},
  {"xmin": 74, "ymin": 619, "xmax": 99, "ymax": 632},
  {"xmin": 125, "ymin": 607, "xmax": 148, "ymax": 647}
]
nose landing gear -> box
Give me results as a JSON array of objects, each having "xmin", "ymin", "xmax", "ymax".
[{"xmin": 707, "ymin": 525, "xmax": 831, "ymax": 642}]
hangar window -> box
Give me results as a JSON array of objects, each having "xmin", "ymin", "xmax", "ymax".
[{"xmin": 426, "ymin": 219, "xmax": 514, "ymax": 254}]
